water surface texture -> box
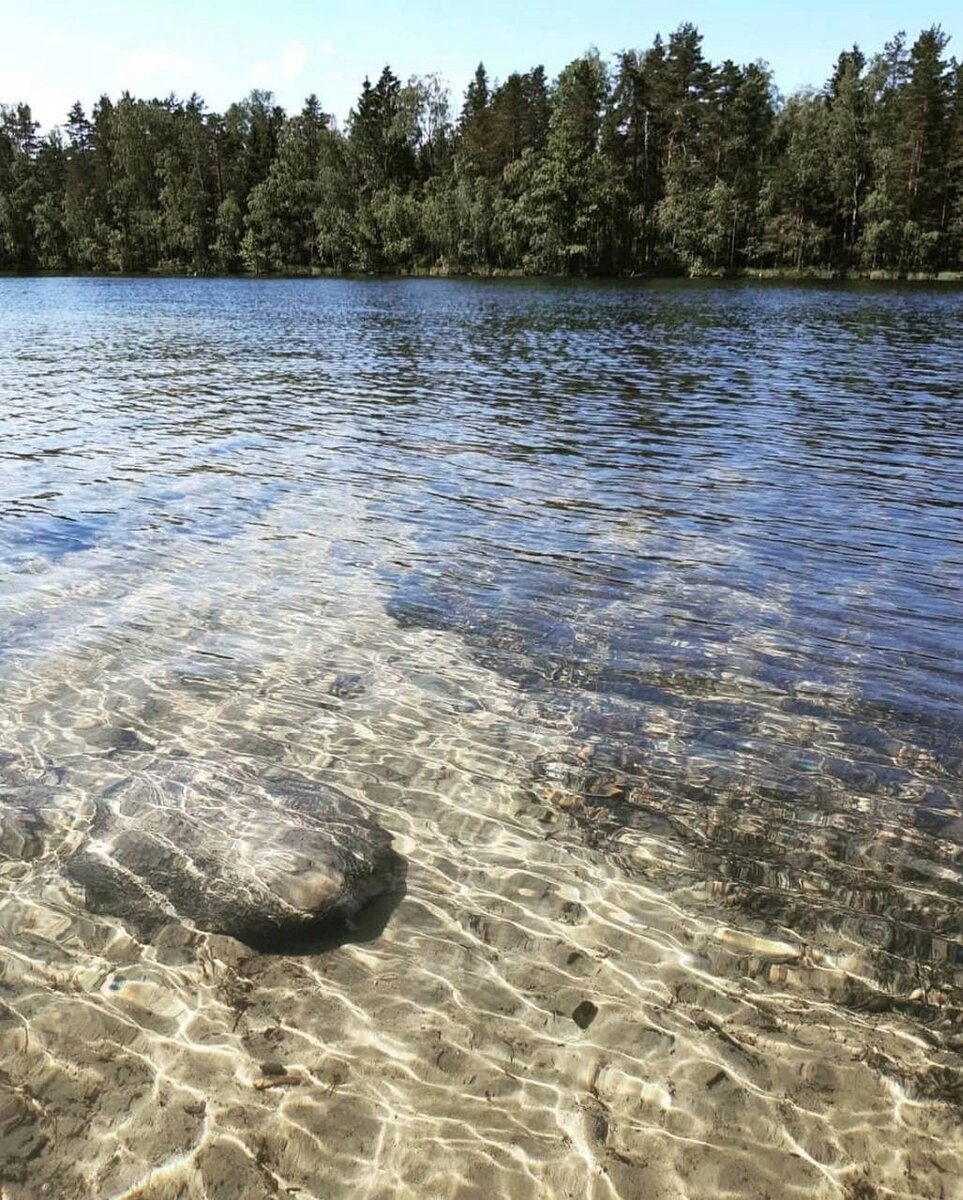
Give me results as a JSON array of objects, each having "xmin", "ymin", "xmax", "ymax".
[{"xmin": 0, "ymin": 277, "xmax": 961, "ymax": 1199}]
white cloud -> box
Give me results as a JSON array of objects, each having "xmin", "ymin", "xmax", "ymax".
[
  {"xmin": 251, "ymin": 40, "xmax": 308, "ymax": 88},
  {"xmin": 279, "ymin": 40, "xmax": 307, "ymax": 80},
  {"xmin": 123, "ymin": 47, "xmax": 177, "ymax": 78},
  {"xmin": 317, "ymin": 39, "xmax": 335, "ymax": 57},
  {"xmin": 111, "ymin": 45, "xmax": 214, "ymax": 103}
]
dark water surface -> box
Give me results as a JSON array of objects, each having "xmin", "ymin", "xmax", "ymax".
[{"xmin": 0, "ymin": 276, "xmax": 961, "ymax": 1196}]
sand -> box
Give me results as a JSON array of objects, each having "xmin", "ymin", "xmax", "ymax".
[{"xmin": 0, "ymin": 495, "xmax": 960, "ymax": 1200}]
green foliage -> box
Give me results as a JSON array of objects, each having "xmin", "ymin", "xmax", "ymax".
[{"xmin": 0, "ymin": 24, "xmax": 959, "ymax": 275}]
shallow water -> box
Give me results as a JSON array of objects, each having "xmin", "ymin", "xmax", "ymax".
[{"xmin": 0, "ymin": 276, "xmax": 961, "ymax": 1199}]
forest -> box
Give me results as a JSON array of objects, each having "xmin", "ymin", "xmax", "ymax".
[{"xmin": 1, "ymin": 23, "xmax": 961, "ymax": 277}]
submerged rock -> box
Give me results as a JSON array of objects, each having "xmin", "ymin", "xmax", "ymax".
[
  {"xmin": 572, "ymin": 1000, "xmax": 599, "ymax": 1029},
  {"xmin": 66, "ymin": 759, "xmax": 398, "ymax": 948},
  {"xmin": 0, "ymin": 758, "xmax": 59, "ymax": 863}
]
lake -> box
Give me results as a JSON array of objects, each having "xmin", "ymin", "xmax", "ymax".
[{"xmin": 0, "ymin": 276, "xmax": 960, "ymax": 1198}]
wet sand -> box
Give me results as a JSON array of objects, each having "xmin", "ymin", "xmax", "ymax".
[{"xmin": 0, "ymin": 514, "xmax": 960, "ymax": 1199}]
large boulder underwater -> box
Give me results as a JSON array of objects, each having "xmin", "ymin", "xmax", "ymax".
[{"xmin": 66, "ymin": 759, "xmax": 401, "ymax": 950}]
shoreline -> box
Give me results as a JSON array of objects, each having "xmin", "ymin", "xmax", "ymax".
[{"xmin": 2, "ymin": 266, "xmax": 962, "ymax": 284}]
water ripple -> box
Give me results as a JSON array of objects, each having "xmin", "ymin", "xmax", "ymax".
[{"xmin": 0, "ymin": 276, "xmax": 960, "ymax": 1198}]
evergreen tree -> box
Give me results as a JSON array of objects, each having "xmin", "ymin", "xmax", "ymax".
[
  {"xmin": 824, "ymin": 49, "xmax": 872, "ymax": 258},
  {"xmin": 349, "ymin": 67, "xmax": 415, "ymax": 194},
  {"xmin": 243, "ymin": 96, "xmax": 333, "ymax": 272},
  {"xmin": 528, "ymin": 52, "xmax": 611, "ymax": 272},
  {"xmin": 0, "ymin": 23, "xmax": 958, "ymax": 276},
  {"xmin": 901, "ymin": 26, "xmax": 954, "ymax": 266},
  {"xmin": 0, "ymin": 104, "xmax": 40, "ymax": 267},
  {"xmin": 458, "ymin": 64, "xmax": 492, "ymax": 175}
]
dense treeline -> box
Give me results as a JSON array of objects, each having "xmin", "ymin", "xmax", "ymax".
[{"xmin": 2, "ymin": 23, "xmax": 961, "ymax": 276}]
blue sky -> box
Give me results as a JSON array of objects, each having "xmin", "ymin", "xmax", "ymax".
[{"xmin": 4, "ymin": 0, "xmax": 959, "ymax": 132}]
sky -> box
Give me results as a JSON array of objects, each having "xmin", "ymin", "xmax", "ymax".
[{"xmin": 3, "ymin": 0, "xmax": 959, "ymax": 132}]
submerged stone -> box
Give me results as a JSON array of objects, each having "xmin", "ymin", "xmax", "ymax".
[
  {"xmin": 66, "ymin": 759, "xmax": 398, "ymax": 948},
  {"xmin": 0, "ymin": 759, "xmax": 58, "ymax": 863},
  {"xmin": 572, "ymin": 1000, "xmax": 599, "ymax": 1029}
]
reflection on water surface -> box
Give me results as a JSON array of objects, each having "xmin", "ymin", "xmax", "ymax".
[{"xmin": 0, "ymin": 277, "xmax": 960, "ymax": 1198}]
